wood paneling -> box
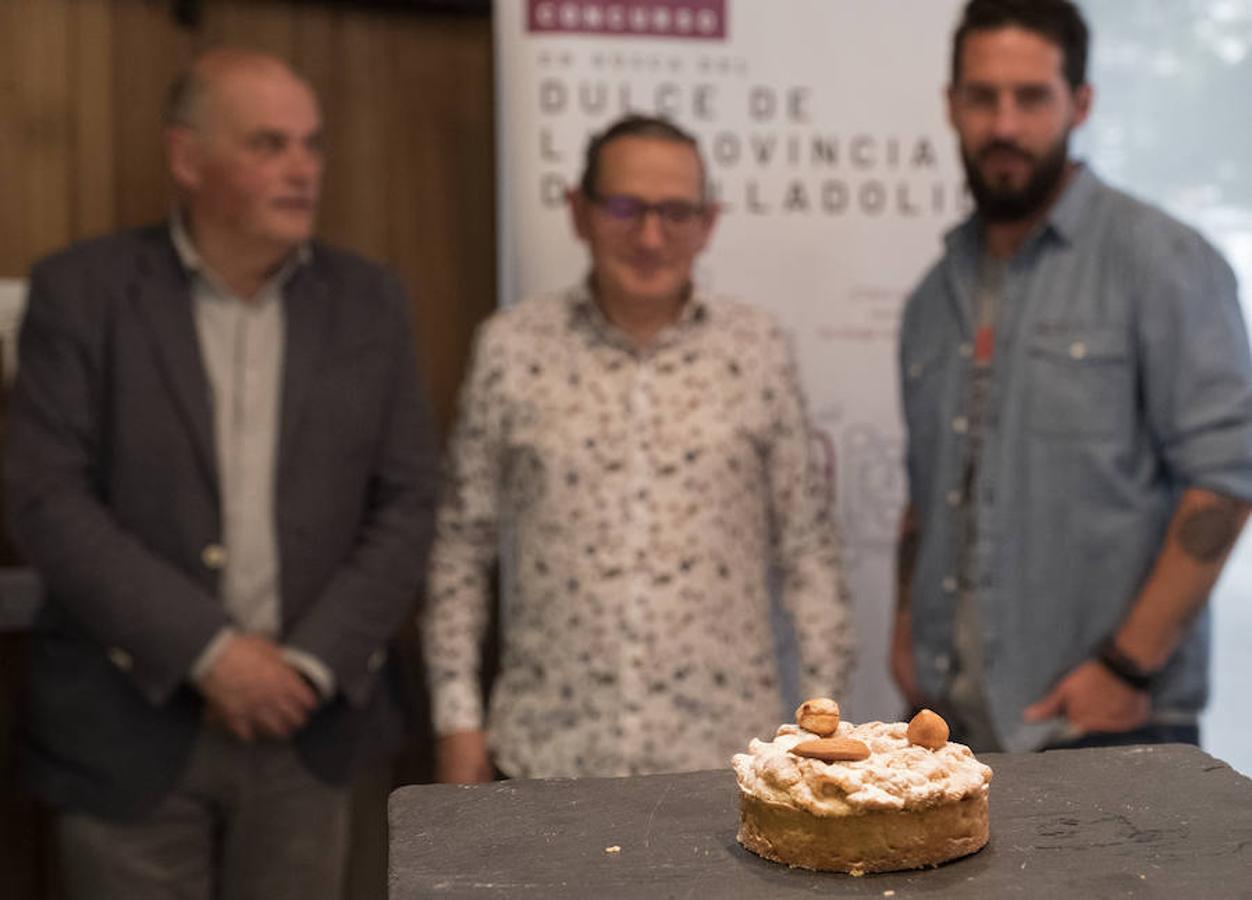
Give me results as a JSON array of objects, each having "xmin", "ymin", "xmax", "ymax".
[
  {"xmin": 0, "ymin": 0, "xmax": 496, "ymax": 429},
  {"xmin": 70, "ymin": 2, "xmax": 118, "ymax": 237},
  {"xmin": 0, "ymin": 2, "xmax": 497, "ymax": 897}
]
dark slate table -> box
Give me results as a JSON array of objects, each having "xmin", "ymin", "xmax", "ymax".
[{"xmin": 389, "ymin": 744, "xmax": 1252, "ymax": 898}]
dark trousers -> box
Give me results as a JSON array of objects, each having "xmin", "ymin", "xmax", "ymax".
[
  {"xmin": 1042, "ymin": 722, "xmax": 1200, "ymax": 752},
  {"xmin": 56, "ymin": 726, "xmax": 350, "ymax": 900}
]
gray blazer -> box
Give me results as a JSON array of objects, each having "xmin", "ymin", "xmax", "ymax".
[{"xmin": 5, "ymin": 225, "xmax": 439, "ymax": 819}]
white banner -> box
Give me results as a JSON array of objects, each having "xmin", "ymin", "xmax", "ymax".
[{"xmin": 495, "ymin": 0, "xmax": 966, "ymax": 720}]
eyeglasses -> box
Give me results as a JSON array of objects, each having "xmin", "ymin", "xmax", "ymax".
[{"xmin": 589, "ymin": 194, "xmax": 708, "ymax": 231}]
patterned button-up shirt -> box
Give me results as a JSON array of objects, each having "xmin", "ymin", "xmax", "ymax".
[{"xmin": 425, "ymin": 285, "xmax": 853, "ymax": 777}]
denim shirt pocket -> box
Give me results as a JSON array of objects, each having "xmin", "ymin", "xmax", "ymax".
[{"xmin": 1026, "ymin": 327, "xmax": 1132, "ymax": 438}]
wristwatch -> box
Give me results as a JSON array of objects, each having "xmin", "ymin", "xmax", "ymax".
[{"xmin": 1095, "ymin": 635, "xmax": 1155, "ymax": 691}]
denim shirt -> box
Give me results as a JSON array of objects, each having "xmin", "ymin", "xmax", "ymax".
[{"xmin": 899, "ymin": 166, "xmax": 1252, "ymax": 751}]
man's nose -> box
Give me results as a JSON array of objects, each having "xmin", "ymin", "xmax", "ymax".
[
  {"xmin": 636, "ymin": 209, "xmax": 666, "ymax": 247},
  {"xmin": 989, "ymin": 94, "xmax": 1023, "ymax": 139},
  {"xmin": 286, "ymin": 145, "xmax": 322, "ymax": 185}
]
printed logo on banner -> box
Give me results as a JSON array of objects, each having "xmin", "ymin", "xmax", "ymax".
[{"xmin": 528, "ymin": 1, "xmax": 727, "ymax": 40}]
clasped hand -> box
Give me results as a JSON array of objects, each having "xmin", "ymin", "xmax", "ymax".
[{"xmin": 198, "ymin": 634, "xmax": 319, "ymax": 741}]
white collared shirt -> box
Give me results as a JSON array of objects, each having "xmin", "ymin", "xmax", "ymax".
[{"xmin": 171, "ymin": 218, "xmax": 333, "ymax": 697}]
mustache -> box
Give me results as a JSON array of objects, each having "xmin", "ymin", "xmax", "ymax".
[{"xmin": 978, "ymin": 141, "xmax": 1035, "ymax": 163}]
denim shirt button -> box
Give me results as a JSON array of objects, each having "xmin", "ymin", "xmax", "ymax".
[
  {"xmin": 951, "ymin": 416, "xmax": 969, "ymax": 434},
  {"xmin": 941, "ymin": 575, "xmax": 957, "ymax": 593},
  {"xmin": 934, "ymin": 653, "xmax": 952, "ymax": 674},
  {"xmin": 946, "ymin": 489, "xmax": 962, "ymax": 507},
  {"xmin": 959, "ymin": 342, "xmax": 973, "ymax": 358},
  {"xmin": 1070, "ymin": 340, "xmax": 1088, "ymax": 360}
]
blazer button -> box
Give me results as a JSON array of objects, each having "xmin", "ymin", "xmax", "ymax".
[
  {"xmin": 201, "ymin": 543, "xmax": 228, "ymax": 570},
  {"xmin": 107, "ymin": 647, "xmax": 134, "ymax": 672},
  {"xmin": 367, "ymin": 649, "xmax": 387, "ymax": 673}
]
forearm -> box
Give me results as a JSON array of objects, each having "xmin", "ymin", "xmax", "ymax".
[
  {"xmin": 1113, "ymin": 487, "xmax": 1249, "ymax": 671},
  {"xmin": 284, "ymin": 494, "xmax": 433, "ymax": 702},
  {"xmin": 421, "ymin": 474, "xmax": 498, "ymax": 734},
  {"xmin": 423, "ymin": 563, "xmax": 492, "ymax": 735},
  {"xmin": 774, "ymin": 490, "xmax": 855, "ymax": 695},
  {"xmin": 787, "ymin": 556, "xmax": 855, "ymax": 698},
  {"xmin": 896, "ymin": 503, "xmax": 919, "ymax": 614}
]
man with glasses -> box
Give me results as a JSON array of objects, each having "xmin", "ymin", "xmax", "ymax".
[{"xmin": 425, "ymin": 114, "xmax": 853, "ymax": 781}]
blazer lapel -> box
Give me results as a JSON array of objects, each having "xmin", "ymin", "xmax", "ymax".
[
  {"xmin": 130, "ymin": 233, "xmax": 218, "ymax": 492},
  {"xmin": 278, "ymin": 261, "xmax": 332, "ymax": 483}
]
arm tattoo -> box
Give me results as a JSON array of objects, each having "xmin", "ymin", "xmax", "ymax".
[{"xmin": 1177, "ymin": 497, "xmax": 1243, "ymax": 563}]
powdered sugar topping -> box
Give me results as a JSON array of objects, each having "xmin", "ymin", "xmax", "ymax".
[{"xmin": 732, "ymin": 719, "xmax": 993, "ymax": 815}]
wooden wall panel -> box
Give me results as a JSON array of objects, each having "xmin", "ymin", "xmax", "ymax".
[
  {"xmin": 319, "ymin": 14, "xmax": 395, "ymax": 258},
  {"xmin": 111, "ymin": 1, "xmax": 189, "ymax": 228},
  {"xmin": 0, "ymin": 3, "xmax": 22, "ymax": 275},
  {"xmin": 69, "ymin": 2, "xmax": 118, "ymax": 237},
  {"xmin": 18, "ymin": 0, "xmax": 73, "ymax": 266}
]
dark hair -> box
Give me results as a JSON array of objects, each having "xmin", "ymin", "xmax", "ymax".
[
  {"xmin": 952, "ymin": 0, "xmax": 1089, "ymax": 90},
  {"xmin": 578, "ymin": 114, "xmax": 705, "ymax": 199}
]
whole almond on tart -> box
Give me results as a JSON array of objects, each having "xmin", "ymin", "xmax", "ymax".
[
  {"xmin": 790, "ymin": 737, "xmax": 870, "ymax": 762},
  {"xmin": 907, "ymin": 709, "xmax": 950, "ymax": 750},
  {"xmin": 795, "ymin": 698, "xmax": 841, "ymax": 735}
]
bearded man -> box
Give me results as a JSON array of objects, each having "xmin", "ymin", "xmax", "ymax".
[{"xmin": 893, "ymin": 0, "xmax": 1252, "ymax": 753}]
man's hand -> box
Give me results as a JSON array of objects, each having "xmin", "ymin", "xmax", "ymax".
[
  {"xmin": 197, "ymin": 634, "xmax": 318, "ymax": 741},
  {"xmin": 889, "ymin": 609, "xmax": 924, "ymax": 709},
  {"xmin": 436, "ymin": 730, "xmax": 495, "ymax": 784},
  {"xmin": 1022, "ymin": 660, "xmax": 1151, "ymax": 734}
]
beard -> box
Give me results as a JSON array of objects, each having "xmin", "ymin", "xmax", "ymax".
[{"xmin": 962, "ymin": 134, "xmax": 1070, "ymax": 223}]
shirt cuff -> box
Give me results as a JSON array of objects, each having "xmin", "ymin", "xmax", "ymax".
[
  {"xmin": 189, "ymin": 627, "xmax": 238, "ymax": 685},
  {"xmin": 431, "ymin": 677, "xmax": 486, "ymax": 735},
  {"xmin": 281, "ymin": 646, "xmax": 337, "ymax": 700}
]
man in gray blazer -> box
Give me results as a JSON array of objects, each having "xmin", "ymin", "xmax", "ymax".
[{"xmin": 4, "ymin": 49, "xmax": 438, "ymax": 898}]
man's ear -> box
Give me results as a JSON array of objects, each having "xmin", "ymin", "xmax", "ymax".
[
  {"xmin": 693, "ymin": 201, "xmax": 722, "ymax": 254},
  {"xmin": 166, "ymin": 126, "xmax": 202, "ymax": 192},
  {"xmin": 567, "ymin": 187, "xmax": 592, "ymax": 242},
  {"xmin": 945, "ymin": 83, "xmax": 959, "ymax": 130},
  {"xmin": 1071, "ymin": 83, "xmax": 1094, "ymax": 129}
]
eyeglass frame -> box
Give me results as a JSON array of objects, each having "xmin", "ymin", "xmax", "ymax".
[{"xmin": 585, "ymin": 191, "xmax": 713, "ymax": 233}]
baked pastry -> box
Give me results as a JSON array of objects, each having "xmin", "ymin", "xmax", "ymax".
[{"xmin": 732, "ymin": 701, "xmax": 992, "ymax": 875}]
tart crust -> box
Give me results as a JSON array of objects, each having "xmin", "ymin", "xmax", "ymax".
[{"xmin": 737, "ymin": 789, "xmax": 989, "ymax": 874}]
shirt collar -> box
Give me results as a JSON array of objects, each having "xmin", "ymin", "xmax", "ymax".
[
  {"xmin": 169, "ymin": 213, "xmax": 311, "ymax": 295},
  {"xmin": 1042, "ymin": 163, "xmax": 1098, "ymax": 245},
  {"xmin": 945, "ymin": 162, "xmax": 1101, "ymax": 257},
  {"xmin": 565, "ymin": 277, "xmax": 708, "ymax": 353}
]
